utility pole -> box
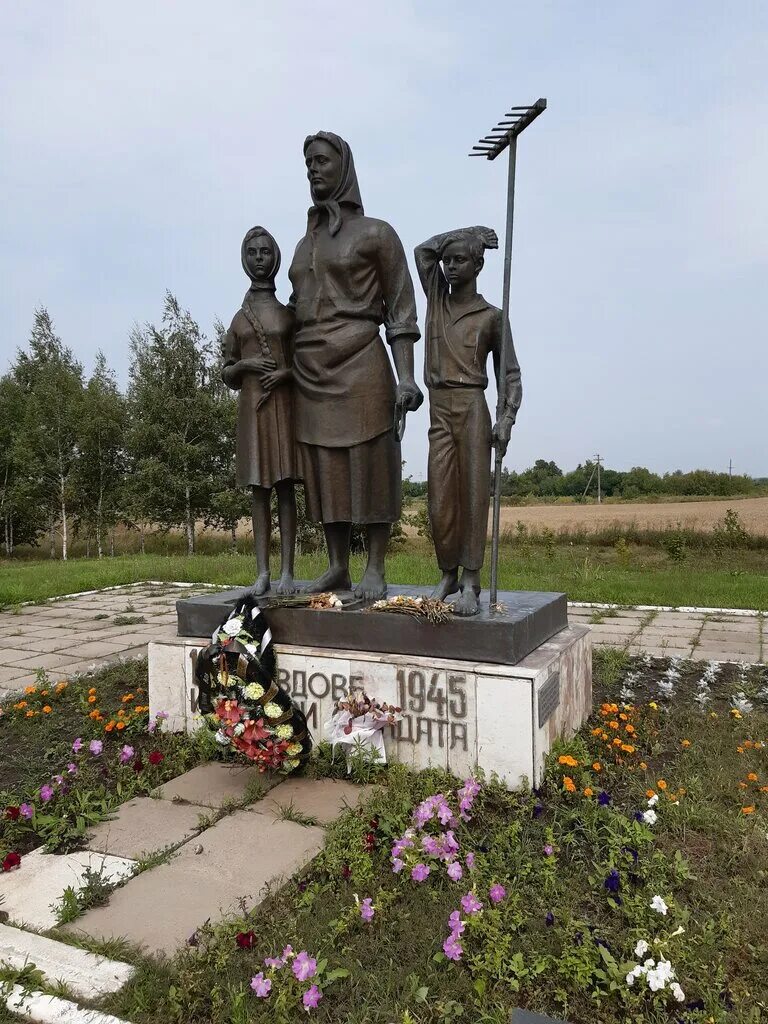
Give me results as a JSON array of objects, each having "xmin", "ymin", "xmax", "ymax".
[
  {"xmin": 595, "ymin": 454, "xmax": 602, "ymax": 504},
  {"xmin": 729, "ymin": 458, "xmax": 733, "ymax": 478}
]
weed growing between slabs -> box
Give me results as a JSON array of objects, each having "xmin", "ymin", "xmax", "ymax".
[{"xmin": 67, "ymin": 655, "xmax": 766, "ymax": 1024}]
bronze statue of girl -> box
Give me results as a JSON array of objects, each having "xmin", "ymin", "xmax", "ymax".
[{"xmin": 222, "ymin": 226, "xmax": 299, "ymax": 595}]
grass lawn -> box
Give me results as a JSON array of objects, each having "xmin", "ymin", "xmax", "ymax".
[
  {"xmin": 2, "ymin": 541, "xmax": 768, "ymax": 609},
  {"xmin": 3, "ymin": 653, "xmax": 768, "ymax": 1022}
]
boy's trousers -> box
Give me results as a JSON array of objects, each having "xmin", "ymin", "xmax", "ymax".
[{"xmin": 427, "ymin": 387, "xmax": 492, "ymax": 572}]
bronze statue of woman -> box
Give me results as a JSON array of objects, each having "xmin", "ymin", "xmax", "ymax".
[
  {"xmin": 288, "ymin": 131, "xmax": 423, "ymax": 599},
  {"xmin": 222, "ymin": 226, "xmax": 299, "ymax": 596}
]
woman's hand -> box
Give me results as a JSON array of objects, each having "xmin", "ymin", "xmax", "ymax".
[
  {"xmin": 241, "ymin": 356, "xmax": 277, "ymax": 375},
  {"xmin": 258, "ymin": 367, "xmax": 292, "ymax": 391}
]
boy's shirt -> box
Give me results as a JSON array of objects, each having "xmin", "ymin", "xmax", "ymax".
[{"xmin": 418, "ymin": 247, "xmax": 522, "ymax": 410}]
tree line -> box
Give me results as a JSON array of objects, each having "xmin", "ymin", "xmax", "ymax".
[{"xmin": 2, "ymin": 301, "xmax": 762, "ymax": 560}]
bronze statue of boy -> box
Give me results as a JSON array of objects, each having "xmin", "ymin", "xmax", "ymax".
[{"xmin": 414, "ymin": 226, "xmax": 522, "ymax": 616}]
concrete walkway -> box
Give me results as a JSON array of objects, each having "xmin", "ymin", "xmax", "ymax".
[{"xmin": 0, "ymin": 583, "xmax": 765, "ymax": 700}]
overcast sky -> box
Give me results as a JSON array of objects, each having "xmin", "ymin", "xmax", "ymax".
[{"xmin": 2, "ymin": 2, "xmax": 766, "ymax": 479}]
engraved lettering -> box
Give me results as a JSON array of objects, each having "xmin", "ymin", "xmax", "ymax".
[
  {"xmin": 331, "ymin": 673, "xmax": 349, "ymax": 701},
  {"xmin": 277, "ymin": 667, "xmax": 290, "ymax": 692},
  {"xmin": 416, "ymin": 716, "xmax": 433, "ymax": 745},
  {"xmin": 448, "ymin": 674, "xmax": 467, "ymax": 719},
  {"xmin": 308, "ymin": 672, "xmax": 330, "ymax": 699},
  {"xmin": 450, "ymin": 722, "xmax": 468, "ymax": 752},
  {"xmin": 435, "ymin": 718, "xmax": 448, "ymax": 748},
  {"xmin": 408, "ymin": 670, "xmax": 426, "ymax": 713},
  {"xmin": 293, "ymin": 671, "xmax": 307, "ymax": 698},
  {"xmin": 397, "ymin": 715, "xmax": 414, "ymax": 743}
]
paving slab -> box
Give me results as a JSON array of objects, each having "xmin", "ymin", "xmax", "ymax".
[
  {"xmin": 254, "ymin": 777, "xmax": 369, "ymax": 825},
  {"xmin": 67, "ymin": 812, "xmax": 325, "ymax": 955},
  {"xmin": 694, "ymin": 648, "xmax": 762, "ymax": 664},
  {"xmin": 86, "ymin": 797, "xmax": 205, "ymax": 859},
  {"xmin": 5, "ymin": 985, "xmax": 133, "ymax": 1024},
  {"xmin": 0, "ymin": 922, "xmax": 134, "ymax": 999},
  {"xmin": 152, "ymin": 761, "xmax": 280, "ymax": 808},
  {"xmin": 62, "ymin": 640, "xmax": 139, "ymax": 659},
  {"xmin": 1, "ymin": 850, "xmax": 136, "ymax": 930},
  {"xmin": 512, "ymin": 1010, "xmax": 570, "ymax": 1024}
]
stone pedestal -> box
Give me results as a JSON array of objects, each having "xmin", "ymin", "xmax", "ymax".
[{"xmin": 149, "ymin": 621, "xmax": 591, "ymax": 789}]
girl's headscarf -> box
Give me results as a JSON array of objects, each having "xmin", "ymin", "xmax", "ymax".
[
  {"xmin": 303, "ymin": 131, "xmax": 364, "ymax": 236},
  {"xmin": 241, "ymin": 225, "xmax": 281, "ymax": 294}
]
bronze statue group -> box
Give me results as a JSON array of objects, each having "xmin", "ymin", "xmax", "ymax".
[{"xmin": 222, "ymin": 132, "xmax": 522, "ymax": 618}]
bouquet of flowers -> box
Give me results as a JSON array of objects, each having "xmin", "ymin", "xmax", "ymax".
[
  {"xmin": 324, "ymin": 692, "xmax": 402, "ymax": 766},
  {"xmin": 195, "ymin": 594, "xmax": 311, "ymax": 774}
]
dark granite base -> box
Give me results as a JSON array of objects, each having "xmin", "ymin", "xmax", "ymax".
[{"xmin": 177, "ymin": 584, "xmax": 567, "ymax": 667}]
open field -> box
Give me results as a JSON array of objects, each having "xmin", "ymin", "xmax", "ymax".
[
  {"xmin": 498, "ymin": 494, "xmax": 768, "ymax": 536},
  {"xmin": 2, "ymin": 542, "xmax": 768, "ymax": 610}
]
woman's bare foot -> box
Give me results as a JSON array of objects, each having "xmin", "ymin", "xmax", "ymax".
[
  {"xmin": 249, "ymin": 571, "xmax": 271, "ymax": 597},
  {"xmin": 274, "ymin": 572, "xmax": 296, "ymax": 595},
  {"xmin": 354, "ymin": 567, "xmax": 387, "ymax": 600},
  {"xmin": 452, "ymin": 588, "xmax": 480, "ymax": 617},
  {"xmin": 304, "ymin": 566, "xmax": 352, "ymax": 594},
  {"xmin": 432, "ymin": 569, "xmax": 459, "ymax": 601}
]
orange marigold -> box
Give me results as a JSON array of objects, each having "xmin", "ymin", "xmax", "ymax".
[
  {"xmin": 88, "ymin": 695, "xmax": 97, "ymax": 704},
  {"xmin": 742, "ymin": 806, "xmax": 756, "ymax": 815},
  {"xmin": 42, "ymin": 705, "xmax": 52, "ymax": 714},
  {"xmin": 608, "ymin": 720, "xmax": 619, "ymax": 730},
  {"xmin": 639, "ymin": 761, "xmax": 648, "ymax": 770},
  {"xmin": 592, "ymin": 762, "xmax": 602, "ymax": 772},
  {"xmin": 621, "ymin": 744, "xmax": 636, "ymax": 754},
  {"xmin": 646, "ymin": 789, "xmax": 656, "ymax": 799},
  {"xmin": 563, "ymin": 776, "xmax": 576, "ymax": 793},
  {"xmin": 24, "ymin": 686, "xmax": 37, "ymax": 695},
  {"xmin": 558, "ymin": 755, "xmax": 579, "ymax": 767},
  {"xmin": 681, "ymin": 739, "xmax": 691, "ymax": 748},
  {"xmin": 105, "ymin": 722, "xmax": 115, "ymax": 732},
  {"xmin": 25, "ymin": 710, "xmax": 35, "ymax": 718},
  {"xmin": 747, "ymin": 773, "xmax": 759, "ymax": 783},
  {"xmin": 583, "ymin": 787, "xmax": 594, "ymax": 797},
  {"xmin": 116, "ymin": 721, "xmax": 126, "ymax": 731},
  {"xmin": 625, "ymin": 724, "xmax": 636, "ymax": 735},
  {"xmin": 88, "ymin": 687, "xmax": 97, "ymax": 695},
  {"xmin": 657, "ymin": 780, "xmax": 668, "ymax": 791}
]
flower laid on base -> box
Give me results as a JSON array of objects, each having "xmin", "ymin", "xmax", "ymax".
[
  {"xmin": 195, "ymin": 594, "xmax": 312, "ymax": 773},
  {"xmin": 324, "ymin": 692, "xmax": 402, "ymax": 767},
  {"xmin": 365, "ymin": 594, "xmax": 453, "ymax": 624}
]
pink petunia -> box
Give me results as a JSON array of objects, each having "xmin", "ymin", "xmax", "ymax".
[
  {"xmin": 19, "ymin": 803, "xmax": 34, "ymax": 819},
  {"xmin": 302, "ymin": 984, "xmax": 323, "ymax": 1010},
  {"xmin": 39, "ymin": 784, "xmax": 54, "ymax": 803},
  {"xmin": 447, "ymin": 861, "xmax": 464, "ymax": 882},
  {"xmin": 448, "ymin": 910, "xmax": 465, "ymax": 935},
  {"xmin": 119, "ymin": 745, "xmax": 135, "ymax": 764},
  {"xmin": 72, "ymin": 737, "xmax": 83, "ymax": 753},
  {"xmin": 250, "ymin": 973, "xmax": 272, "ymax": 998},
  {"xmin": 391, "ymin": 857, "xmax": 405, "ymax": 873},
  {"xmin": 66, "ymin": 763, "xmax": 77, "ymax": 775},
  {"xmin": 89, "ymin": 739, "xmax": 103, "ymax": 756},
  {"xmin": 264, "ymin": 956, "xmax": 284, "ymax": 969},
  {"xmin": 443, "ymin": 933, "xmax": 463, "ymax": 961},
  {"xmin": 360, "ymin": 897, "xmax": 374, "ymax": 922},
  {"xmin": 460, "ymin": 891, "xmax": 483, "ymax": 915},
  {"xmin": 292, "ymin": 950, "xmax": 317, "ymax": 982},
  {"xmin": 489, "ymin": 884, "xmax": 506, "ymax": 904},
  {"xmin": 465, "ymin": 852, "xmax": 475, "ymax": 870},
  {"xmin": 411, "ymin": 863, "xmax": 430, "ymax": 882}
]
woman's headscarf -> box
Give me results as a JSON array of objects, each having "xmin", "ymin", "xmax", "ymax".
[
  {"xmin": 241, "ymin": 225, "xmax": 281, "ymax": 292},
  {"xmin": 303, "ymin": 131, "xmax": 364, "ymax": 237}
]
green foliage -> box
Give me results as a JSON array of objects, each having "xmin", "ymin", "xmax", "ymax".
[
  {"xmin": 662, "ymin": 524, "xmax": 687, "ymax": 563},
  {"xmin": 54, "ymin": 863, "xmax": 118, "ymax": 925}
]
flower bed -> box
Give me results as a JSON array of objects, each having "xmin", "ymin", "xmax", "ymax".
[
  {"xmin": 0, "ymin": 660, "xmax": 212, "ymax": 860},
  {"xmin": 80, "ymin": 652, "xmax": 768, "ymax": 1024}
]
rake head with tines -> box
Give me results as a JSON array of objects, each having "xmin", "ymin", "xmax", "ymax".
[{"xmin": 469, "ymin": 98, "xmax": 547, "ymax": 160}]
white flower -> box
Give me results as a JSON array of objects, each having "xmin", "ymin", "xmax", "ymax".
[
  {"xmin": 263, "ymin": 701, "xmax": 282, "ymax": 719},
  {"xmin": 222, "ymin": 617, "xmax": 243, "ymax": 636},
  {"xmin": 670, "ymin": 982, "xmax": 685, "ymax": 1002},
  {"xmin": 650, "ymin": 895, "xmax": 668, "ymax": 915},
  {"xmin": 643, "ymin": 809, "xmax": 658, "ymax": 825},
  {"xmin": 634, "ymin": 939, "xmax": 650, "ymax": 957},
  {"xmin": 242, "ymin": 682, "xmax": 265, "ymax": 701},
  {"xmin": 245, "ymin": 643, "xmax": 259, "ymax": 656},
  {"xmin": 646, "ymin": 967, "xmax": 667, "ymax": 992},
  {"xmin": 647, "ymin": 794, "xmax": 659, "ymax": 807}
]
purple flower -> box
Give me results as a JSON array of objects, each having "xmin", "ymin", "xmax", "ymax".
[
  {"xmin": 119, "ymin": 744, "xmax": 135, "ymax": 764},
  {"xmin": 282, "ymin": 945, "xmax": 294, "ymax": 959},
  {"xmin": 447, "ymin": 861, "xmax": 463, "ymax": 881},
  {"xmin": 532, "ymin": 803, "xmax": 545, "ymax": 818},
  {"xmin": 460, "ymin": 892, "xmax": 483, "ymax": 915},
  {"xmin": 411, "ymin": 863, "xmax": 430, "ymax": 882},
  {"xmin": 360, "ymin": 897, "xmax": 374, "ymax": 922},
  {"xmin": 633, "ymin": 811, "xmax": 644, "ymax": 822},
  {"xmin": 250, "ymin": 972, "xmax": 272, "ymax": 998},
  {"xmin": 422, "ymin": 835, "xmax": 439, "ymax": 856},
  {"xmin": 20, "ymin": 803, "xmax": 34, "ymax": 819},
  {"xmin": 489, "ymin": 884, "xmax": 506, "ymax": 904},
  {"xmin": 448, "ymin": 910, "xmax": 465, "ymax": 935},
  {"xmin": 545, "ymin": 911, "xmax": 555, "ymax": 926},
  {"xmin": 604, "ymin": 869, "xmax": 620, "ymax": 893},
  {"xmin": 53, "ymin": 774, "xmax": 64, "ymax": 786},
  {"xmin": 39, "ymin": 784, "xmax": 54, "ymax": 803},
  {"xmin": 89, "ymin": 739, "xmax": 103, "ymax": 756},
  {"xmin": 598, "ymin": 791, "xmax": 611, "ymax": 806},
  {"xmin": 302, "ymin": 984, "xmax": 323, "ymax": 1010},
  {"xmin": 392, "ymin": 857, "xmax": 404, "ymax": 873},
  {"xmin": 72, "ymin": 737, "xmax": 83, "ymax": 753},
  {"xmin": 543, "ymin": 844, "xmax": 554, "ymax": 857},
  {"xmin": 264, "ymin": 956, "xmax": 283, "ymax": 969},
  {"xmin": 66, "ymin": 763, "xmax": 77, "ymax": 775},
  {"xmin": 292, "ymin": 951, "xmax": 317, "ymax": 982},
  {"xmin": 443, "ymin": 933, "xmax": 463, "ymax": 960},
  {"xmin": 465, "ymin": 852, "xmax": 475, "ymax": 870}
]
